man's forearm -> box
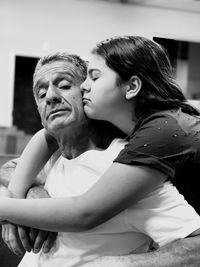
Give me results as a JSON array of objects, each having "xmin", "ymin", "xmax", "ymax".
[
  {"xmin": 92, "ymin": 236, "xmax": 200, "ymax": 267},
  {"xmin": 145, "ymin": 236, "xmax": 200, "ymax": 267}
]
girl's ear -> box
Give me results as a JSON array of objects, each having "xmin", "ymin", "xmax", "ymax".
[{"xmin": 125, "ymin": 76, "xmax": 142, "ymax": 100}]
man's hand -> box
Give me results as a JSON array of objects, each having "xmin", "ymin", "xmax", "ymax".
[
  {"xmin": 26, "ymin": 185, "xmax": 57, "ymax": 254},
  {"xmin": 0, "ymin": 186, "xmax": 57, "ymax": 256},
  {"xmin": 0, "ymin": 186, "xmax": 26, "ymax": 256},
  {"xmin": 0, "ymin": 159, "xmax": 57, "ymax": 256},
  {"xmin": 2, "ymin": 223, "xmax": 57, "ymax": 256},
  {"xmin": 1, "ymin": 223, "xmax": 26, "ymax": 257},
  {"xmin": 28, "ymin": 228, "xmax": 57, "ymax": 254}
]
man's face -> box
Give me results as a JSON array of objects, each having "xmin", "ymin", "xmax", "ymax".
[{"xmin": 33, "ymin": 60, "xmax": 86, "ymax": 135}]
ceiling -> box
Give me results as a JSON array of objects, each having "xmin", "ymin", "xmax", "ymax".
[{"xmin": 100, "ymin": 0, "xmax": 200, "ymax": 13}]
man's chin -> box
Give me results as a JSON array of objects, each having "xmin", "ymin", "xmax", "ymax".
[
  {"xmin": 45, "ymin": 124, "xmax": 64, "ymax": 135},
  {"xmin": 44, "ymin": 118, "xmax": 74, "ymax": 136}
]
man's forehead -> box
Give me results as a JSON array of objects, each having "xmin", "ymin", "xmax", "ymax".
[{"xmin": 34, "ymin": 60, "xmax": 77, "ymax": 84}]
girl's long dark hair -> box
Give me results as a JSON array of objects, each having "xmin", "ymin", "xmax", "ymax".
[{"xmin": 92, "ymin": 36, "xmax": 200, "ymax": 118}]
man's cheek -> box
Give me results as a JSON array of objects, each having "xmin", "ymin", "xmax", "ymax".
[
  {"xmin": 37, "ymin": 104, "xmax": 45, "ymax": 117},
  {"xmin": 37, "ymin": 105, "xmax": 46, "ymax": 127}
]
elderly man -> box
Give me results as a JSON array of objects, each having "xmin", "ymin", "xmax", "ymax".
[{"xmin": 1, "ymin": 52, "xmax": 200, "ymax": 267}]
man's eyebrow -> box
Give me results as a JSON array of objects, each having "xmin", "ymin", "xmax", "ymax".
[
  {"xmin": 54, "ymin": 74, "xmax": 73, "ymax": 83},
  {"xmin": 34, "ymin": 72, "xmax": 74, "ymax": 88},
  {"xmin": 55, "ymin": 71, "xmax": 74, "ymax": 78},
  {"xmin": 33, "ymin": 78, "xmax": 45, "ymax": 90}
]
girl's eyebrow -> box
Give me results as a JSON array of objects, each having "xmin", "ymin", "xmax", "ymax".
[{"xmin": 88, "ymin": 68, "xmax": 100, "ymax": 76}]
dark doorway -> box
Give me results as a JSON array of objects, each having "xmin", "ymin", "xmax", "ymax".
[{"xmin": 13, "ymin": 56, "xmax": 43, "ymax": 135}]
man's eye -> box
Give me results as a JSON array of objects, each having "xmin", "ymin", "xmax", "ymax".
[
  {"xmin": 59, "ymin": 85, "xmax": 71, "ymax": 89},
  {"xmin": 58, "ymin": 81, "xmax": 71, "ymax": 89},
  {"xmin": 38, "ymin": 89, "xmax": 46, "ymax": 99}
]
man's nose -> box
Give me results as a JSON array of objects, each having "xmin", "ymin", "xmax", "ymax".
[
  {"xmin": 46, "ymin": 85, "xmax": 61, "ymax": 105},
  {"xmin": 80, "ymin": 80, "xmax": 90, "ymax": 94}
]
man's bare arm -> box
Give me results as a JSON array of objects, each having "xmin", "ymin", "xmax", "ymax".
[
  {"xmin": 0, "ymin": 158, "xmax": 46, "ymax": 189},
  {"xmin": 88, "ymin": 235, "xmax": 200, "ymax": 267}
]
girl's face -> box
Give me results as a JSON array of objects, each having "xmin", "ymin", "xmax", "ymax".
[{"xmin": 81, "ymin": 54, "xmax": 126, "ymax": 122}]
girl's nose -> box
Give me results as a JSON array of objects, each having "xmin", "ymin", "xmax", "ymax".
[{"xmin": 80, "ymin": 80, "xmax": 90, "ymax": 93}]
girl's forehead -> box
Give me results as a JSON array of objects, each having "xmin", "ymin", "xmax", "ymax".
[{"xmin": 88, "ymin": 54, "xmax": 107, "ymax": 70}]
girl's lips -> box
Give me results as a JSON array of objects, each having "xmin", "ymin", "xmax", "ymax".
[{"xmin": 82, "ymin": 98, "xmax": 90, "ymax": 104}]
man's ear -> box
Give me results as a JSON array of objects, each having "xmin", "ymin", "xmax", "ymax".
[{"xmin": 125, "ymin": 76, "xmax": 142, "ymax": 100}]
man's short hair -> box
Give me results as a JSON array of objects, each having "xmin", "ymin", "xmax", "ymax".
[{"xmin": 33, "ymin": 52, "xmax": 87, "ymax": 87}]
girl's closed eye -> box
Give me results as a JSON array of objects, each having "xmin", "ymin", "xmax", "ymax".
[
  {"xmin": 91, "ymin": 76, "xmax": 99, "ymax": 81},
  {"xmin": 90, "ymin": 71, "xmax": 100, "ymax": 82}
]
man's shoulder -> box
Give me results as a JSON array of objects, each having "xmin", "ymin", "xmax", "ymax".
[
  {"xmin": 44, "ymin": 149, "xmax": 61, "ymax": 171},
  {"xmin": 104, "ymin": 138, "xmax": 127, "ymax": 157}
]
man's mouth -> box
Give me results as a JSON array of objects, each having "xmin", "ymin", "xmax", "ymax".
[{"xmin": 47, "ymin": 109, "xmax": 70, "ymax": 119}]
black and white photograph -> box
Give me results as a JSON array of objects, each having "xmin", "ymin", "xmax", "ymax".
[{"xmin": 1, "ymin": 1, "xmax": 200, "ymax": 266}]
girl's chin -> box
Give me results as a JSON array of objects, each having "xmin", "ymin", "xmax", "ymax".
[
  {"xmin": 84, "ymin": 106, "xmax": 102, "ymax": 120},
  {"xmin": 83, "ymin": 106, "xmax": 92, "ymax": 116}
]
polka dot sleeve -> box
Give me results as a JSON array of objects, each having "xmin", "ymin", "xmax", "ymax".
[{"xmin": 114, "ymin": 111, "xmax": 196, "ymax": 180}]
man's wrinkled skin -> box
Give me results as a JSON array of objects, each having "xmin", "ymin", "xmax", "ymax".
[
  {"xmin": 0, "ymin": 159, "xmax": 57, "ymax": 257},
  {"xmin": 0, "ymin": 159, "xmax": 46, "ymax": 188}
]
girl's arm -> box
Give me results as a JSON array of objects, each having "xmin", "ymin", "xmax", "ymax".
[
  {"xmin": 0, "ymin": 164, "xmax": 167, "ymax": 232},
  {"xmin": 8, "ymin": 128, "xmax": 58, "ymax": 198}
]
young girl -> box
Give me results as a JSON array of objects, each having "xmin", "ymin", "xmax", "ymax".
[{"xmin": 1, "ymin": 39, "xmax": 200, "ymax": 267}]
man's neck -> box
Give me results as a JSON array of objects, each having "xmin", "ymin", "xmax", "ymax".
[{"xmin": 55, "ymin": 122, "xmax": 97, "ymax": 159}]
